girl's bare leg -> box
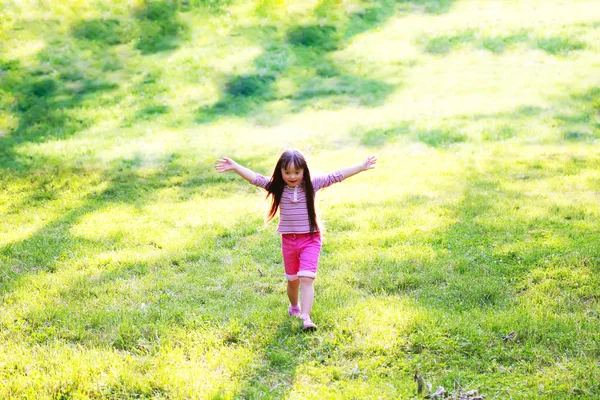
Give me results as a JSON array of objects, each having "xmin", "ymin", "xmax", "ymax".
[
  {"xmin": 287, "ymin": 279, "xmax": 300, "ymax": 306},
  {"xmin": 299, "ymin": 277, "xmax": 314, "ymax": 319}
]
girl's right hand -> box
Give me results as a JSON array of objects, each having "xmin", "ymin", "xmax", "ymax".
[{"xmin": 214, "ymin": 157, "xmax": 238, "ymax": 173}]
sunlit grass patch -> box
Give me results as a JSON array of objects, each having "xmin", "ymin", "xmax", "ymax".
[
  {"xmin": 0, "ymin": 340, "xmax": 254, "ymax": 398},
  {"xmin": 518, "ymin": 259, "xmax": 600, "ymax": 313},
  {"xmin": 1, "ymin": 0, "xmax": 600, "ymax": 397}
]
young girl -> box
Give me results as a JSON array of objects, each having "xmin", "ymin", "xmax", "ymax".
[{"xmin": 215, "ymin": 149, "xmax": 376, "ymax": 331}]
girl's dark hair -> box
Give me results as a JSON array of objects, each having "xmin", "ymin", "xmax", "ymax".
[{"xmin": 266, "ymin": 149, "xmax": 318, "ymax": 233}]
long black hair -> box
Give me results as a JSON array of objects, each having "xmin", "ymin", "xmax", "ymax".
[{"xmin": 266, "ymin": 149, "xmax": 318, "ymax": 233}]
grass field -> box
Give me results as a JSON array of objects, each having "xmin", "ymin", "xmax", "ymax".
[{"xmin": 1, "ymin": 0, "xmax": 599, "ymax": 398}]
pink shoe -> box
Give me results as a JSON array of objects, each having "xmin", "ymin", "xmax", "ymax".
[
  {"xmin": 302, "ymin": 317, "xmax": 317, "ymax": 331},
  {"xmin": 288, "ymin": 305, "xmax": 301, "ymax": 318}
]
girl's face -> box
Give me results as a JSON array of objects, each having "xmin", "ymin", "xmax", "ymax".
[{"xmin": 281, "ymin": 163, "xmax": 304, "ymax": 187}]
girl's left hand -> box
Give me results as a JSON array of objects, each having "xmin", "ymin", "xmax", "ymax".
[{"xmin": 363, "ymin": 155, "xmax": 377, "ymax": 170}]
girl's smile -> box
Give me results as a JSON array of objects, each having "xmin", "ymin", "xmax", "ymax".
[{"xmin": 282, "ymin": 165, "xmax": 304, "ymax": 187}]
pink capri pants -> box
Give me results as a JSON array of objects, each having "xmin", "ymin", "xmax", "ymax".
[{"xmin": 281, "ymin": 233, "xmax": 322, "ymax": 281}]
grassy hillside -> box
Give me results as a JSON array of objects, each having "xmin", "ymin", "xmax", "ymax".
[{"xmin": 1, "ymin": 0, "xmax": 599, "ymax": 398}]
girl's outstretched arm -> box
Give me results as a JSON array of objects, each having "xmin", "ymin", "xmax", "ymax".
[
  {"xmin": 338, "ymin": 155, "xmax": 377, "ymax": 179},
  {"xmin": 214, "ymin": 157, "xmax": 257, "ymax": 183}
]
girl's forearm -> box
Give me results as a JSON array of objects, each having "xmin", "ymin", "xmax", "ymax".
[
  {"xmin": 339, "ymin": 163, "xmax": 366, "ymax": 180},
  {"xmin": 234, "ymin": 164, "xmax": 258, "ymax": 183}
]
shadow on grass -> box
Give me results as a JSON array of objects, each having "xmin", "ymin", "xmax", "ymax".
[
  {"xmin": 72, "ymin": 18, "xmax": 138, "ymax": 46},
  {"xmin": 422, "ymin": 29, "xmax": 477, "ymax": 54},
  {"xmin": 1, "ymin": 190, "xmax": 310, "ymax": 396},
  {"xmin": 480, "ymin": 30, "xmax": 530, "ymax": 53},
  {"xmin": 469, "ymin": 105, "xmax": 544, "ymax": 122},
  {"xmin": 72, "ymin": 1, "xmax": 192, "ymax": 54},
  {"xmin": 195, "ymin": 0, "xmax": 456, "ymax": 125},
  {"xmin": 426, "ymin": 167, "xmax": 599, "ymax": 356},
  {"xmin": 0, "ymin": 138, "xmax": 259, "ymax": 304},
  {"xmin": 229, "ymin": 321, "xmax": 310, "ymax": 399},
  {"xmin": 397, "ymin": 0, "xmax": 454, "ymax": 14},
  {"xmin": 0, "ymin": 161, "xmax": 277, "ymax": 396},
  {"xmin": 0, "ymin": 159, "xmax": 210, "ymax": 278},
  {"xmin": 420, "ymin": 27, "xmax": 587, "ymax": 56},
  {"xmin": 419, "ymin": 29, "xmax": 530, "ymax": 55},
  {"xmin": 353, "ymin": 86, "xmax": 600, "ymax": 147},
  {"xmin": 178, "ymin": 0, "xmax": 233, "ymax": 13},
  {"xmin": 536, "ymin": 36, "xmax": 587, "ymax": 56},
  {"xmin": 2, "ymin": 145, "xmax": 598, "ymax": 397},
  {"xmin": 324, "ymin": 177, "xmax": 530, "ymax": 309},
  {"xmin": 320, "ymin": 156, "xmax": 599, "ymax": 394},
  {"xmin": 555, "ymin": 87, "xmax": 600, "ymax": 142},
  {"xmin": 353, "ymin": 123, "xmax": 467, "ymax": 148},
  {"xmin": 195, "ymin": 24, "xmax": 397, "ymax": 124},
  {"xmin": 0, "ymin": 18, "xmax": 123, "ymax": 172},
  {"xmin": 0, "ymin": 2, "xmax": 193, "ymax": 172},
  {"xmin": 1, "ymin": 156, "xmax": 362, "ymax": 397}
]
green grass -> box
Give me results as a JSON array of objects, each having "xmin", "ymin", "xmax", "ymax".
[{"xmin": 1, "ymin": 0, "xmax": 600, "ymax": 398}]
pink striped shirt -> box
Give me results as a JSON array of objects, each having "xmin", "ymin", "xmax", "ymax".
[{"xmin": 251, "ymin": 171, "xmax": 345, "ymax": 234}]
